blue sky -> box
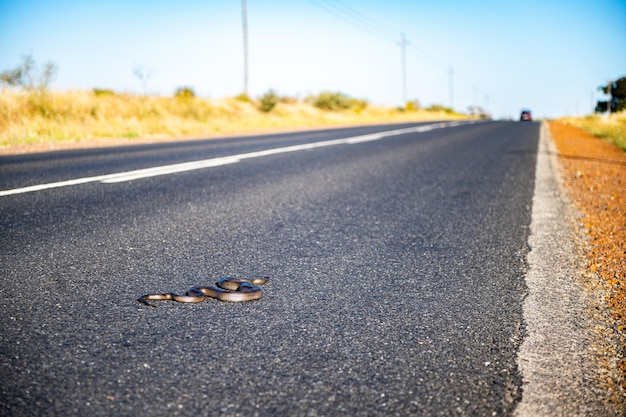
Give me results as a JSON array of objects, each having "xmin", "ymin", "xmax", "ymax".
[{"xmin": 1, "ymin": 0, "xmax": 625, "ymax": 119}]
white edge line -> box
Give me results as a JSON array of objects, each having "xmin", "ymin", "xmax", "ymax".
[
  {"xmin": 101, "ymin": 156, "xmax": 241, "ymax": 183},
  {"xmin": 0, "ymin": 121, "xmax": 468, "ymax": 196}
]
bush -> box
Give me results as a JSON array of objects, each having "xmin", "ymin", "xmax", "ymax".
[
  {"xmin": 426, "ymin": 104, "xmax": 455, "ymax": 114},
  {"xmin": 258, "ymin": 89, "xmax": 280, "ymax": 113},
  {"xmin": 308, "ymin": 91, "xmax": 367, "ymax": 111},
  {"xmin": 234, "ymin": 93, "xmax": 251, "ymax": 102},
  {"xmin": 405, "ymin": 100, "xmax": 421, "ymax": 111},
  {"xmin": 93, "ymin": 88, "xmax": 115, "ymax": 96},
  {"xmin": 351, "ymin": 98, "xmax": 368, "ymax": 113},
  {"xmin": 175, "ymin": 87, "xmax": 195, "ymax": 99}
]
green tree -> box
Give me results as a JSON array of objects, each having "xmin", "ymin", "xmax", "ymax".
[{"xmin": 599, "ymin": 76, "xmax": 626, "ymax": 112}]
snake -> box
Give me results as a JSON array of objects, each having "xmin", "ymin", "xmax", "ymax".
[{"xmin": 137, "ymin": 276, "xmax": 270, "ymax": 308}]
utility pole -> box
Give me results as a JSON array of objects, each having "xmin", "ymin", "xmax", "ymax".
[
  {"xmin": 398, "ymin": 32, "xmax": 409, "ymax": 107},
  {"xmin": 242, "ymin": 0, "xmax": 249, "ymax": 97}
]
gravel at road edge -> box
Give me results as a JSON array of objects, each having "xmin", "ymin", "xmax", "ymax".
[
  {"xmin": 513, "ymin": 122, "xmax": 625, "ymax": 416},
  {"xmin": 549, "ymin": 120, "xmax": 626, "ymax": 396}
]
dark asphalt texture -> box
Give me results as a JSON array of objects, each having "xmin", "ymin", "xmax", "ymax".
[{"xmin": 0, "ymin": 121, "xmax": 539, "ymax": 416}]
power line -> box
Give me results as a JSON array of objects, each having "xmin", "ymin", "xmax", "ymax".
[
  {"xmin": 408, "ymin": 42, "xmax": 489, "ymax": 111},
  {"xmin": 408, "ymin": 43, "xmax": 446, "ymax": 71},
  {"xmin": 308, "ymin": 0, "xmax": 413, "ymax": 105},
  {"xmin": 319, "ymin": 0, "xmax": 398, "ymax": 39},
  {"xmin": 305, "ymin": 0, "xmax": 492, "ymax": 111},
  {"xmin": 306, "ymin": 0, "xmax": 397, "ymax": 42}
]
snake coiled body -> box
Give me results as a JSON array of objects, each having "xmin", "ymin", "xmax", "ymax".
[{"xmin": 137, "ymin": 276, "xmax": 269, "ymax": 308}]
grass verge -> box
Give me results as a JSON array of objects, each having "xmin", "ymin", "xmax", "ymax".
[
  {"xmin": 559, "ymin": 111, "xmax": 626, "ymax": 151},
  {"xmin": 0, "ymin": 90, "xmax": 466, "ymax": 153}
]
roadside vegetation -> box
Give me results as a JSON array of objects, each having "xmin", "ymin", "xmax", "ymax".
[
  {"xmin": 0, "ymin": 55, "xmax": 468, "ymax": 152},
  {"xmin": 543, "ymin": 75, "xmax": 626, "ymax": 398},
  {"xmin": 561, "ymin": 76, "xmax": 626, "ymax": 152},
  {"xmin": 558, "ymin": 112, "xmax": 626, "ymax": 151},
  {"xmin": 0, "ymin": 90, "xmax": 466, "ymax": 151}
]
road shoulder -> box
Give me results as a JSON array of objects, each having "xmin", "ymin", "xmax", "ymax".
[{"xmin": 514, "ymin": 122, "xmax": 625, "ymax": 416}]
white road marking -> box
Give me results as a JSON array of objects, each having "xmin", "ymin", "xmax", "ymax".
[{"xmin": 0, "ymin": 122, "xmax": 466, "ymax": 196}]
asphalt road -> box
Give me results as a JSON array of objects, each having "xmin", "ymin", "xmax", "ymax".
[{"xmin": 0, "ymin": 121, "xmax": 539, "ymax": 416}]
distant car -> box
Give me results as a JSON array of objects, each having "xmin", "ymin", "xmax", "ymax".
[{"xmin": 520, "ymin": 110, "xmax": 532, "ymax": 121}]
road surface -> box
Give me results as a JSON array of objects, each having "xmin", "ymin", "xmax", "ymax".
[{"xmin": 1, "ymin": 121, "xmax": 542, "ymax": 415}]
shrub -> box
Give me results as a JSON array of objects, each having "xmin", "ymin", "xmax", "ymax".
[
  {"xmin": 308, "ymin": 91, "xmax": 366, "ymax": 111},
  {"xmin": 258, "ymin": 89, "xmax": 280, "ymax": 113},
  {"xmin": 426, "ymin": 104, "xmax": 455, "ymax": 114},
  {"xmin": 93, "ymin": 88, "xmax": 115, "ymax": 96},
  {"xmin": 352, "ymin": 98, "xmax": 368, "ymax": 113},
  {"xmin": 405, "ymin": 100, "xmax": 421, "ymax": 111},
  {"xmin": 175, "ymin": 87, "xmax": 195, "ymax": 99},
  {"xmin": 234, "ymin": 93, "xmax": 251, "ymax": 102}
]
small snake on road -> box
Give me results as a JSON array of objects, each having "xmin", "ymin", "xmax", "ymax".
[{"xmin": 137, "ymin": 276, "xmax": 269, "ymax": 308}]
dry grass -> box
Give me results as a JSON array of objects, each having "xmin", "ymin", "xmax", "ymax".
[
  {"xmin": 0, "ymin": 90, "xmax": 466, "ymax": 152},
  {"xmin": 559, "ymin": 111, "xmax": 626, "ymax": 151}
]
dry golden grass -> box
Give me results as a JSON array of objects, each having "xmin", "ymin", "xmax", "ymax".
[
  {"xmin": 559, "ymin": 111, "xmax": 626, "ymax": 151},
  {"xmin": 0, "ymin": 90, "xmax": 466, "ymax": 152}
]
